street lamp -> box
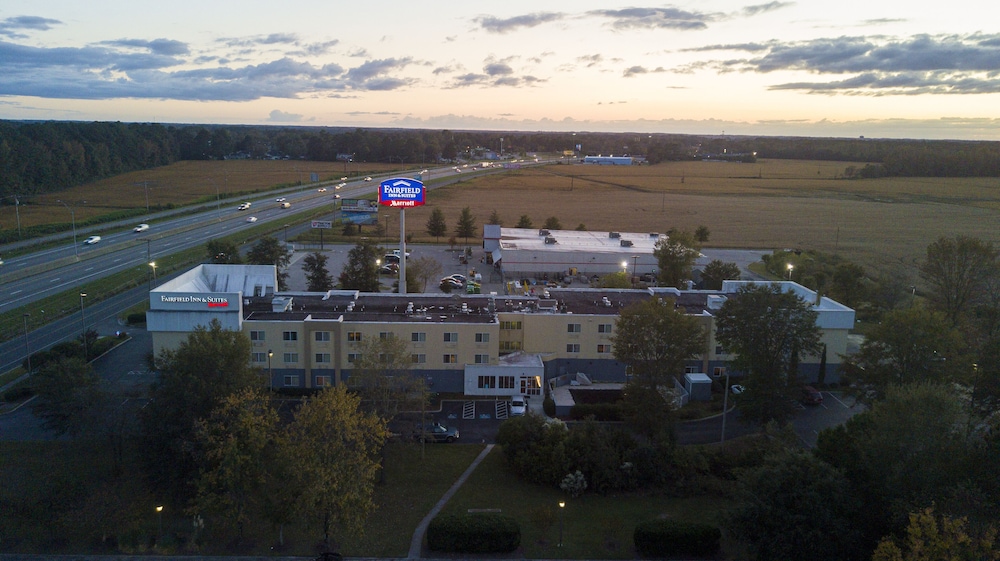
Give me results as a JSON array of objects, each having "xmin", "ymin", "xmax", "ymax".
[
  {"xmin": 786, "ymin": 263, "xmax": 794, "ymax": 280},
  {"xmin": 631, "ymin": 255, "xmax": 639, "ymax": 280},
  {"xmin": 283, "ymin": 224, "xmax": 289, "ymax": 243},
  {"xmin": 558, "ymin": 501, "xmax": 565, "ymax": 547},
  {"xmin": 79, "ymin": 293, "xmax": 88, "ymax": 359},
  {"xmin": 621, "ymin": 261, "xmax": 628, "ymax": 274},
  {"xmin": 57, "ymin": 200, "xmax": 79, "ymax": 259},
  {"xmin": 22, "ymin": 313, "xmax": 31, "ymax": 374},
  {"xmin": 155, "ymin": 505, "xmax": 163, "ymax": 543},
  {"xmin": 267, "ymin": 349, "xmax": 273, "ymax": 391},
  {"xmin": 149, "ymin": 261, "xmax": 158, "ymax": 288}
]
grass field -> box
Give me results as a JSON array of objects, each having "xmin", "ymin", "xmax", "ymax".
[{"xmin": 5, "ymin": 157, "xmax": 999, "ymax": 281}]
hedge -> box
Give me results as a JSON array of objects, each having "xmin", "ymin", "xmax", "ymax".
[
  {"xmin": 634, "ymin": 519, "xmax": 720, "ymax": 558},
  {"xmin": 569, "ymin": 402, "xmax": 624, "ymax": 421},
  {"xmin": 426, "ymin": 513, "xmax": 520, "ymax": 554}
]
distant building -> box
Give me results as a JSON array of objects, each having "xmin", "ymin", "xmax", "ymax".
[{"xmin": 583, "ymin": 155, "xmax": 633, "ymax": 165}]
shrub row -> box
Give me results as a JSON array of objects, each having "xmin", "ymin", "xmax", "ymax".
[
  {"xmin": 426, "ymin": 513, "xmax": 520, "ymax": 554},
  {"xmin": 569, "ymin": 402, "xmax": 624, "ymax": 421},
  {"xmin": 633, "ymin": 519, "xmax": 720, "ymax": 557}
]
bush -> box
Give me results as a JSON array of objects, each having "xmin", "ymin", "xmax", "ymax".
[
  {"xmin": 127, "ymin": 312, "xmax": 147, "ymax": 325},
  {"xmin": 426, "ymin": 513, "xmax": 520, "ymax": 553},
  {"xmin": 543, "ymin": 394, "xmax": 556, "ymax": 416},
  {"xmin": 634, "ymin": 519, "xmax": 720, "ymax": 558},
  {"xmin": 3, "ymin": 385, "xmax": 34, "ymax": 402},
  {"xmin": 569, "ymin": 402, "xmax": 624, "ymax": 421}
]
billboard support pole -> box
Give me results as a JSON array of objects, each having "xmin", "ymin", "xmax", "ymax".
[{"xmin": 399, "ymin": 209, "xmax": 407, "ymax": 294}]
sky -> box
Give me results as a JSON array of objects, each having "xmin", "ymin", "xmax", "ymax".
[{"xmin": 2, "ymin": 1, "xmax": 1000, "ymax": 140}]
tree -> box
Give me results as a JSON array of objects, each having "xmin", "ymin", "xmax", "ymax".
[
  {"xmin": 487, "ymin": 209, "xmax": 503, "ymax": 225},
  {"xmin": 694, "ymin": 225, "xmax": 710, "ymax": 242},
  {"xmin": 338, "ymin": 239, "xmax": 380, "ymax": 292},
  {"xmin": 516, "ymin": 214, "xmax": 533, "ymax": 228},
  {"xmin": 830, "ymin": 262, "xmax": 867, "ymax": 308},
  {"xmin": 455, "ymin": 206, "xmax": 476, "ymax": 244},
  {"xmin": 543, "ymin": 216, "xmax": 561, "ymax": 230},
  {"xmin": 247, "ymin": 236, "xmax": 292, "ymax": 291},
  {"xmin": 302, "ymin": 251, "xmax": 334, "ymax": 291},
  {"xmin": 30, "ymin": 356, "xmax": 100, "ymax": 437},
  {"xmin": 701, "ymin": 260, "xmax": 741, "ymax": 290},
  {"xmin": 426, "ymin": 208, "xmax": 447, "ymax": 241},
  {"xmin": 140, "ymin": 319, "xmax": 260, "ymax": 497},
  {"xmin": 285, "ymin": 386, "xmax": 388, "ymax": 550},
  {"xmin": 348, "ymin": 334, "xmax": 427, "ymax": 422},
  {"xmin": 597, "ymin": 271, "xmax": 631, "ymax": 288},
  {"xmin": 724, "ymin": 449, "xmax": 861, "ymax": 561},
  {"xmin": 714, "ymin": 284, "xmax": 822, "ymax": 425},
  {"xmin": 574, "ymin": 223, "xmax": 587, "ymax": 231},
  {"xmin": 872, "ymin": 507, "xmax": 1000, "ymax": 561},
  {"xmin": 193, "ymin": 387, "xmax": 278, "ymax": 542},
  {"xmin": 920, "ymin": 235, "xmax": 998, "ymax": 326},
  {"xmin": 654, "ymin": 231, "xmax": 700, "ymax": 288},
  {"xmin": 206, "ymin": 239, "xmax": 242, "ymax": 264},
  {"xmin": 843, "ymin": 306, "xmax": 965, "ymax": 404},
  {"xmin": 612, "ymin": 298, "xmax": 706, "ymax": 388},
  {"xmin": 405, "ymin": 255, "xmax": 442, "ymax": 292}
]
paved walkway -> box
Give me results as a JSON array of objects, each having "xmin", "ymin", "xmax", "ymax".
[{"xmin": 407, "ymin": 444, "xmax": 495, "ymax": 559}]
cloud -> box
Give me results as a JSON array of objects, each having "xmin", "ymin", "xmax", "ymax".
[
  {"xmin": 623, "ymin": 65, "xmax": 665, "ymax": 77},
  {"xmin": 267, "ymin": 109, "xmax": 303, "ymax": 122},
  {"xmin": 220, "ymin": 33, "xmax": 300, "ymax": 48},
  {"xmin": 484, "ymin": 62, "xmax": 513, "ymax": 76},
  {"xmin": 343, "ymin": 58, "xmax": 414, "ymax": 90},
  {"xmin": 588, "ymin": 7, "xmax": 719, "ymax": 31},
  {"xmin": 741, "ymin": 2, "xmax": 794, "ymax": 17},
  {"xmin": 100, "ymin": 38, "xmax": 190, "ymax": 56},
  {"xmin": 578, "ymin": 54, "xmax": 604, "ymax": 68},
  {"xmin": 690, "ymin": 33, "xmax": 1000, "ymax": 94},
  {"xmin": 0, "ymin": 16, "xmax": 61, "ymax": 39},
  {"xmin": 474, "ymin": 12, "xmax": 564, "ymax": 33}
]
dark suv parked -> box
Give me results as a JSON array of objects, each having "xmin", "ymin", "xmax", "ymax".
[{"xmin": 412, "ymin": 422, "xmax": 459, "ymax": 443}]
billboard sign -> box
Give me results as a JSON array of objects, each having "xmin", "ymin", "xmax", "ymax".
[
  {"xmin": 311, "ymin": 220, "xmax": 332, "ymax": 229},
  {"xmin": 379, "ymin": 178, "xmax": 425, "ymax": 208},
  {"xmin": 341, "ymin": 198, "xmax": 379, "ymax": 225}
]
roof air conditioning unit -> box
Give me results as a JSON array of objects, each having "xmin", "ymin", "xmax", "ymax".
[
  {"xmin": 649, "ymin": 232, "xmax": 660, "ymax": 238},
  {"xmin": 538, "ymin": 229, "xmax": 550, "ymax": 236},
  {"xmin": 609, "ymin": 232, "xmax": 621, "ymax": 238},
  {"xmin": 620, "ymin": 239, "xmax": 633, "ymax": 247},
  {"xmin": 544, "ymin": 236, "xmax": 558, "ymax": 244}
]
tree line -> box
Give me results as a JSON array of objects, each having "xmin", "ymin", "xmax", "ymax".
[{"xmin": 5, "ymin": 120, "xmax": 999, "ymax": 206}]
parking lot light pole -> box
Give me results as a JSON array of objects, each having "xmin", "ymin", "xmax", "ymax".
[
  {"xmin": 558, "ymin": 501, "xmax": 565, "ymax": 547},
  {"xmin": 267, "ymin": 349, "xmax": 273, "ymax": 391},
  {"xmin": 79, "ymin": 293, "xmax": 88, "ymax": 359}
]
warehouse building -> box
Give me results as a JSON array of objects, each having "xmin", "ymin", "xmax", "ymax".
[{"xmin": 148, "ymin": 265, "xmax": 854, "ymax": 394}]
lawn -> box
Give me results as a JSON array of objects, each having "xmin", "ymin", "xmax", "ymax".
[{"xmin": 439, "ymin": 447, "xmax": 732, "ymax": 559}]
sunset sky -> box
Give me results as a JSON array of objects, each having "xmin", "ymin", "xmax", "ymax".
[{"xmin": 2, "ymin": 1, "xmax": 1000, "ymax": 139}]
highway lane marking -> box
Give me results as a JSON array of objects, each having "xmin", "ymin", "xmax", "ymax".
[
  {"xmin": 113, "ymin": 258, "xmax": 122, "ymax": 262},
  {"xmin": 85, "ymin": 267, "xmax": 94, "ymax": 271},
  {"xmin": 10, "ymin": 290, "xmax": 21, "ymax": 295},
  {"xmin": 50, "ymin": 277, "xmax": 60, "ymax": 282}
]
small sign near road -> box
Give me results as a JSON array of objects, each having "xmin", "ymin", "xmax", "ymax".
[{"xmin": 311, "ymin": 220, "xmax": 332, "ymax": 229}]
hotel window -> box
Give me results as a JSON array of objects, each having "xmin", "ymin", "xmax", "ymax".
[
  {"xmin": 474, "ymin": 354, "xmax": 490, "ymax": 364},
  {"xmin": 283, "ymin": 375, "xmax": 299, "ymax": 387},
  {"xmin": 411, "ymin": 354, "xmax": 426, "ymax": 364},
  {"xmin": 598, "ymin": 323, "xmax": 613, "ymax": 334},
  {"xmin": 500, "ymin": 341, "xmax": 522, "ymax": 351},
  {"xmin": 443, "ymin": 354, "xmax": 457, "ymax": 364},
  {"xmin": 379, "ymin": 353, "xmax": 391, "ymax": 363},
  {"xmin": 566, "ymin": 344, "xmax": 580, "ymax": 353},
  {"xmin": 597, "ymin": 344, "xmax": 612, "ymax": 354},
  {"xmin": 444, "ymin": 332, "xmax": 458, "ymax": 343},
  {"xmin": 315, "ymin": 353, "xmax": 331, "ymax": 364},
  {"xmin": 314, "ymin": 331, "xmax": 330, "ymax": 342},
  {"xmin": 411, "ymin": 332, "xmax": 426, "ymax": 342},
  {"xmin": 499, "ymin": 376, "xmax": 515, "ymax": 389},
  {"xmin": 250, "ymin": 330, "xmax": 265, "ymax": 341},
  {"xmin": 475, "ymin": 332, "xmax": 489, "ymax": 343},
  {"xmin": 348, "ymin": 331, "xmax": 362, "ymax": 342},
  {"xmin": 315, "ymin": 375, "xmax": 332, "ymax": 387},
  {"xmin": 379, "ymin": 332, "xmax": 394, "ymax": 340},
  {"xmin": 478, "ymin": 375, "xmax": 496, "ymax": 389},
  {"xmin": 713, "ymin": 367, "xmax": 727, "ymax": 377},
  {"xmin": 684, "ymin": 366, "xmax": 698, "ymax": 374},
  {"xmin": 500, "ymin": 320, "xmax": 522, "ymax": 330},
  {"xmin": 715, "ymin": 346, "xmax": 725, "ymax": 355},
  {"xmin": 347, "ymin": 353, "xmax": 360, "ymax": 363},
  {"xmin": 283, "ymin": 353, "xmax": 299, "ymax": 363},
  {"xmin": 251, "ymin": 352, "xmax": 267, "ymax": 363},
  {"xmin": 567, "ymin": 323, "xmax": 581, "ymax": 333},
  {"xmin": 282, "ymin": 331, "xmax": 298, "ymax": 341}
]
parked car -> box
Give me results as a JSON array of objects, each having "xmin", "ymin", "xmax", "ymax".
[
  {"xmin": 439, "ymin": 277, "xmax": 463, "ymax": 289},
  {"xmin": 730, "ymin": 384, "xmax": 746, "ymax": 395},
  {"xmin": 384, "ymin": 254, "xmax": 401, "ymax": 264},
  {"xmin": 379, "ymin": 263, "xmax": 399, "ymax": 275},
  {"xmin": 412, "ymin": 422, "xmax": 459, "ymax": 443},
  {"xmin": 246, "ymin": 216, "xmax": 258, "ymax": 223},
  {"xmin": 133, "ymin": 223, "xmax": 149, "ymax": 233},
  {"xmin": 802, "ymin": 386, "xmax": 823, "ymax": 405},
  {"xmin": 391, "ymin": 249, "xmax": 412, "ymax": 257},
  {"xmin": 84, "ymin": 235, "xmax": 101, "ymax": 245},
  {"xmin": 510, "ymin": 395, "xmax": 527, "ymax": 416},
  {"xmin": 446, "ymin": 273, "xmax": 467, "ymax": 284}
]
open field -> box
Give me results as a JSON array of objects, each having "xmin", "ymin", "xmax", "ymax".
[
  {"xmin": 414, "ymin": 159, "xmax": 1000, "ymax": 278},
  {"xmin": 4, "ymin": 158, "xmax": 998, "ymax": 280},
  {"xmin": 1, "ymin": 160, "xmax": 407, "ymax": 230}
]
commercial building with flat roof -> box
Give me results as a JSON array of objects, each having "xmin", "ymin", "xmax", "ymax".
[
  {"xmin": 148, "ymin": 265, "xmax": 854, "ymax": 394},
  {"xmin": 494, "ymin": 228, "xmax": 665, "ymax": 278}
]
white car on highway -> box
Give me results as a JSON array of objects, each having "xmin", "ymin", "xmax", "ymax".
[
  {"xmin": 84, "ymin": 235, "xmax": 101, "ymax": 245},
  {"xmin": 133, "ymin": 223, "xmax": 149, "ymax": 233},
  {"xmin": 246, "ymin": 216, "xmax": 258, "ymax": 223},
  {"xmin": 364, "ymin": 176, "xmax": 373, "ymax": 181}
]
